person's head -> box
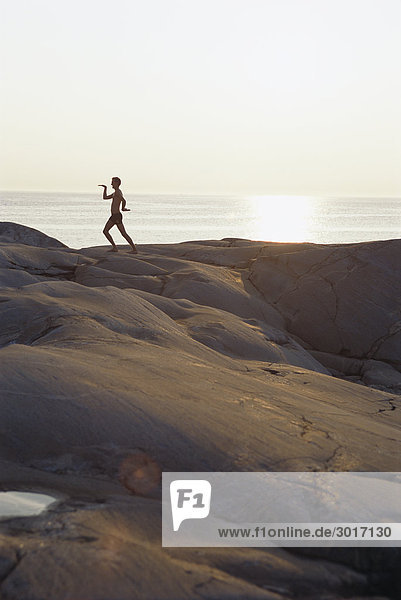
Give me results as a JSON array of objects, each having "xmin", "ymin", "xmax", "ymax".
[{"xmin": 111, "ymin": 177, "xmax": 121, "ymax": 189}]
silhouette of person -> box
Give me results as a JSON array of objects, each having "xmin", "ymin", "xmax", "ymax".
[{"xmin": 98, "ymin": 177, "xmax": 137, "ymax": 253}]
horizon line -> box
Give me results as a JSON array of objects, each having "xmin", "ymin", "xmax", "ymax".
[{"xmin": 1, "ymin": 189, "xmax": 401, "ymax": 200}]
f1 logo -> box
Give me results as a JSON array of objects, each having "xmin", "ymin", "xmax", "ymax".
[{"xmin": 170, "ymin": 480, "xmax": 211, "ymax": 531}]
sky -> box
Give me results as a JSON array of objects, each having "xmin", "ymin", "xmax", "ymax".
[{"xmin": 0, "ymin": 0, "xmax": 400, "ymax": 195}]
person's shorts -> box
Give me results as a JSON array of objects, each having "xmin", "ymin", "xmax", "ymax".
[{"xmin": 106, "ymin": 212, "xmax": 123, "ymax": 226}]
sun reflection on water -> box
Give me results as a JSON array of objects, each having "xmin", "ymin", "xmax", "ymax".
[{"xmin": 246, "ymin": 196, "xmax": 313, "ymax": 243}]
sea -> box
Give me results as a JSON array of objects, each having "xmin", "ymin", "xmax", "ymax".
[{"xmin": 0, "ymin": 191, "xmax": 400, "ymax": 249}]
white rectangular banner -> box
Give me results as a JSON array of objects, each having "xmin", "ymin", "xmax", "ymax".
[{"xmin": 162, "ymin": 472, "xmax": 401, "ymax": 547}]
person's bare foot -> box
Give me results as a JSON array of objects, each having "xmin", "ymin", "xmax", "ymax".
[
  {"xmin": 128, "ymin": 249, "xmax": 138, "ymax": 254},
  {"xmin": 108, "ymin": 247, "xmax": 118, "ymax": 253}
]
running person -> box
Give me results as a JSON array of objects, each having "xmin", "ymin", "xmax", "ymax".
[{"xmin": 98, "ymin": 177, "xmax": 137, "ymax": 253}]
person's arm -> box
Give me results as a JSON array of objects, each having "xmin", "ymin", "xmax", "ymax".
[
  {"xmin": 98, "ymin": 185, "xmax": 114, "ymax": 200},
  {"xmin": 121, "ymin": 194, "xmax": 130, "ymax": 211}
]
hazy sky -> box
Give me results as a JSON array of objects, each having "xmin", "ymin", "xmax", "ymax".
[{"xmin": 1, "ymin": 0, "xmax": 400, "ymax": 195}]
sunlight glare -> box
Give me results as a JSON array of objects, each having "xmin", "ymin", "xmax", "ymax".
[{"xmin": 247, "ymin": 196, "xmax": 313, "ymax": 243}]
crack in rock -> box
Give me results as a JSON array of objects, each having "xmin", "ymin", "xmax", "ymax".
[{"xmin": 377, "ymin": 400, "xmax": 397, "ymax": 414}]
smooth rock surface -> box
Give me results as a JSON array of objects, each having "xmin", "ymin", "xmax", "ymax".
[
  {"xmin": 0, "ymin": 222, "xmax": 66, "ymax": 248},
  {"xmin": 0, "ymin": 224, "xmax": 400, "ymax": 599},
  {"xmin": 248, "ymin": 240, "xmax": 401, "ymax": 369}
]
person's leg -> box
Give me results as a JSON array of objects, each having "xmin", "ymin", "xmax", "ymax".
[
  {"xmin": 103, "ymin": 219, "xmax": 118, "ymax": 252},
  {"xmin": 117, "ymin": 223, "xmax": 138, "ymax": 253}
]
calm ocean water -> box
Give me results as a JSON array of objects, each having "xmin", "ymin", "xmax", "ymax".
[{"xmin": 0, "ymin": 191, "xmax": 400, "ymax": 249}]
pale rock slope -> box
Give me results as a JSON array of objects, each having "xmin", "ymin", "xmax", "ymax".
[{"xmin": 0, "ymin": 225, "xmax": 400, "ymax": 599}]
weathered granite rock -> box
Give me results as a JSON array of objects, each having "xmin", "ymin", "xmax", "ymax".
[
  {"xmin": 0, "ymin": 225, "xmax": 400, "ymax": 599},
  {"xmin": 75, "ymin": 264, "xmax": 166, "ymax": 293},
  {"xmin": 310, "ymin": 350, "xmax": 365, "ymax": 376},
  {"xmin": 76, "ymin": 246, "xmax": 286, "ymax": 329},
  {"xmin": 0, "ymin": 243, "xmax": 94, "ymax": 280},
  {"xmin": 0, "ymin": 485, "xmax": 386, "ymax": 600},
  {"xmin": 133, "ymin": 290, "xmax": 328, "ymax": 371},
  {"xmin": 310, "ymin": 351, "xmax": 401, "ymax": 394},
  {"xmin": 361, "ymin": 360, "xmax": 401, "ymax": 394},
  {"xmin": 249, "ymin": 240, "xmax": 401, "ymax": 370},
  {"xmin": 0, "ymin": 278, "xmax": 400, "ymax": 472},
  {"xmin": 0, "ymin": 268, "xmax": 45, "ymax": 287},
  {"xmin": 0, "ymin": 222, "xmax": 66, "ymax": 248}
]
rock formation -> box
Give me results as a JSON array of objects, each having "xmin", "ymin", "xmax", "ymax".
[{"xmin": 0, "ymin": 225, "xmax": 400, "ymax": 599}]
